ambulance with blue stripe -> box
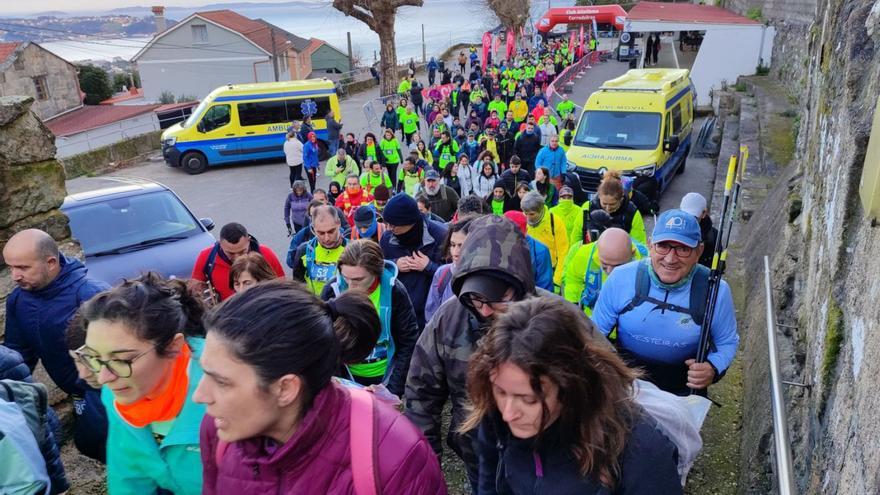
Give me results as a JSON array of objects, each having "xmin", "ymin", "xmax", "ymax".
[
  {"xmin": 161, "ymin": 79, "xmax": 340, "ymax": 174},
  {"xmin": 566, "ymin": 69, "xmax": 695, "ymax": 194}
]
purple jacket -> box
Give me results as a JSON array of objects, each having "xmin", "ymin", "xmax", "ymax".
[
  {"xmin": 284, "ymin": 191, "xmax": 312, "ymax": 227},
  {"xmin": 201, "ymin": 383, "xmax": 447, "ymax": 495}
]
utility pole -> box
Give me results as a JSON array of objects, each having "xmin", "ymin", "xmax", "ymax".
[
  {"xmin": 347, "ymin": 32, "xmax": 354, "ymax": 70},
  {"xmin": 270, "ymin": 27, "xmax": 280, "ymax": 82},
  {"xmin": 421, "ymin": 24, "xmax": 426, "ymax": 63}
]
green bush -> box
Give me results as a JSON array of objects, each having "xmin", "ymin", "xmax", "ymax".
[{"xmin": 746, "ymin": 6, "xmax": 762, "ymax": 21}]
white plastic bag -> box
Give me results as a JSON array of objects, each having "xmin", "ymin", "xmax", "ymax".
[{"xmin": 633, "ymin": 379, "xmax": 711, "ymax": 485}]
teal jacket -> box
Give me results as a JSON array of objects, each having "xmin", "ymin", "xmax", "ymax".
[{"xmin": 101, "ymin": 338, "xmax": 206, "ymax": 495}]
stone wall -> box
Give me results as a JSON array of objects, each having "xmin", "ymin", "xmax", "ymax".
[
  {"xmin": 0, "ymin": 43, "xmax": 82, "ymax": 121},
  {"xmin": 0, "ymin": 95, "xmax": 81, "ymax": 337},
  {"xmin": 61, "ymin": 130, "xmax": 161, "ymax": 179},
  {"xmin": 733, "ymin": 0, "xmax": 880, "ymax": 492}
]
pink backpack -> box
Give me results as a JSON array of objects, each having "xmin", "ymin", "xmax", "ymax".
[{"xmin": 215, "ymin": 387, "xmax": 380, "ymax": 494}]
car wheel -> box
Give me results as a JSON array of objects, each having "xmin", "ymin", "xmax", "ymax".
[{"xmin": 182, "ymin": 152, "xmax": 208, "ymax": 175}]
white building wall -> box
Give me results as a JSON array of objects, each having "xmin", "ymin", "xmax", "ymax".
[
  {"xmin": 54, "ymin": 113, "xmax": 160, "ymax": 158},
  {"xmin": 134, "ymin": 17, "xmax": 271, "ymax": 102},
  {"xmin": 627, "ymin": 21, "xmax": 776, "ymax": 106}
]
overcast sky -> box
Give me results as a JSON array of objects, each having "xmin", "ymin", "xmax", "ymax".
[{"xmin": 6, "ymin": 1, "xmax": 304, "ymax": 15}]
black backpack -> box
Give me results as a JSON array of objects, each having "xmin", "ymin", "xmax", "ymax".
[{"xmin": 618, "ymin": 261, "xmax": 710, "ymax": 327}]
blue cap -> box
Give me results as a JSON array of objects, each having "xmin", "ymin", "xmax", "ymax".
[
  {"xmin": 652, "ymin": 209, "xmax": 702, "ymax": 248},
  {"xmin": 425, "ymin": 169, "xmax": 441, "ymax": 180}
]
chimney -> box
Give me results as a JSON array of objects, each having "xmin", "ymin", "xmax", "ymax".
[{"xmin": 152, "ymin": 6, "xmax": 167, "ymax": 34}]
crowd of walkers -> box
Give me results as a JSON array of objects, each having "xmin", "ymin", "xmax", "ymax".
[{"xmin": 0, "ymin": 37, "xmax": 738, "ymax": 495}]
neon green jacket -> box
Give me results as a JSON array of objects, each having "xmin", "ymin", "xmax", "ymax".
[
  {"xmin": 561, "ymin": 240, "xmax": 647, "ymax": 316},
  {"xmin": 556, "ymin": 100, "xmax": 576, "ymax": 120},
  {"xmin": 550, "ymin": 199, "xmax": 582, "ymax": 246},
  {"xmin": 102, "ymin": 338, "xmax": 206, "ymax": 495},
  {"xmin": 488, "ymin": 100, "xmax": 507, "ymax": 117},
  {"xmin": 397, "ymin": 79, "xmax": 411, "ymax": 95},
  {"xmin": 324, "ymin": 155, "xmax": 359, "ymax": 185}
]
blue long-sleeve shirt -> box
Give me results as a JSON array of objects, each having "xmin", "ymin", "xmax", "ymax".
[
  {"xmin": 535, "ymin": 145, "xmax": 568, "ymax": 179},
  {"xmin": 592, "ymin": 259, "xmax": 739, "ymax": 391}
]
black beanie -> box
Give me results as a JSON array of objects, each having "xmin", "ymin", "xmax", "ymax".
[{"xmin": 382, "ymin": 193, "xmax": 421, "ymax": 226}]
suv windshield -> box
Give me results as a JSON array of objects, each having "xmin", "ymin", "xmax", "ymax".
[
  {"xmin": 65, "ymin": 190, "xmax": 201, "ymax": 256},
  {"xmin": 574, "ymin": 111, "xmax": 661, "ymax": 150}
]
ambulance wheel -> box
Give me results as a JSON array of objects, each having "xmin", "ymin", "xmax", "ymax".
[
  {"xmin": 182, "ymin": 152, "xmax": 208, "ymax": 175},
  {"xmin": 676, "ymin": 146, "xmax": 690, "ymax": 175}
]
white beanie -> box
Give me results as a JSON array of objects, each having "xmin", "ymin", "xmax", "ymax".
[{"xmin": 680, "ymin": 192, "xmax": 707, "ymax": 218}]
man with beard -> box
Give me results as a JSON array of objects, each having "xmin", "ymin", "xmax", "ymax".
[
  {"xmin": 680, "ymin": 192, "xmax": 718, "ymax": 268},
  {"xmin": 404, "ymin": 215, "xmax": 594, "ymax": 492},
  {"xmin": 416, "ymin": 169, "xmax": 460, "ymax": 222},
  {"xmin": 379, "ymin": 193, "xmax": 448, "ymax": 329},
  {"xmin": 292, "ymin": 205, "xmax": 348, "ymax": 295}
]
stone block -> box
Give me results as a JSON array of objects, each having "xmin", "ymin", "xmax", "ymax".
[
  {"xmin": 0, "ymin": 210, "xmax": 72, "ymax": 263},
  {"xmin": 0, "ymin": 111, "xmax": 57, "ymax": 165},
  {"xmin": 0, "ymin": 160, "xmax": 67, "ymax": 228},
  {"xmin": 0, "ymin": 96, "xmax": 34, "ymax": 127}
]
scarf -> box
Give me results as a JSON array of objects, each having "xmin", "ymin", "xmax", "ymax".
[
  {"xmin": 396, "ymin": 219, "xmax": 425, "ymax": 249},
  {"xmin": 115, "ymin": 343, "xmax": 191, "ymax": 428}
]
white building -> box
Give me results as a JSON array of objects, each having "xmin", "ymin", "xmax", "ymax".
[
  {"xmin": 625, "ymin": 2, "xmax": 775, "ymax": 106},
  {"xmin": 44, "ymin": 105, "xmax": 160, "ymax": 158}
]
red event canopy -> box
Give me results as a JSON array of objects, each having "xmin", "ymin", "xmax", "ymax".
[{"xmin": 535, "ymin": 5, "xmax": 627, "ymax": 34}]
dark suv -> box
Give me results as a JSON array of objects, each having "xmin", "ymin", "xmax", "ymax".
[{"xmin": 61, "ymin": 177, "xmax": 216, "ymax": 286}]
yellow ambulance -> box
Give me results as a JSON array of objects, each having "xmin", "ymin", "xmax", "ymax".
[
  {"xmin": 161, "ymin": 79, "xmax": 340, "ymax": 174},
  {"xmin": 566, "ymin": 69, "xmax": 694, "ymax": 193}
]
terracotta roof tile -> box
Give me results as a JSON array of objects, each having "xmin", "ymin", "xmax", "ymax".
[
  {"xmin": 197, "ymin": 10, "xmax": 302, "ymax": 55},
  {"xmin": 0, "ymin": 42, "xmax": 22, "ymax": 64},
  {"xmin": 627, "ymin": 2, "xmax": 760, "ymax": 25},
  {"xmin": 44, "ymin": 104, "xmax": 160, "ymax": 137}
]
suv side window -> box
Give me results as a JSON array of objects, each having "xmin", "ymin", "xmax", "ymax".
[{"xmin": 202, "ymin": 105, "xmax": 231, "ymax": 131}]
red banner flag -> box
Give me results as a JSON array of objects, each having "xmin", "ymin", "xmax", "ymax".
[
  {"xmin": 578, "ymin": 25, "xmax": 585, "ymax": 58},
  {"xmin": 506, "ymin": 30, "xmax": 516, "ymax": 60},
  {"xmin": 482, "ymin": 32, "xmax": 492, "ymax": 70},
  {"xmin": 568, "ymin": 30, "xmax": 576, "ymax": 58}
]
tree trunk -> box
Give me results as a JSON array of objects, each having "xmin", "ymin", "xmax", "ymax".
[{"xmin": 377, "ymin": 23, "xmax": 399, "ymax": 97}]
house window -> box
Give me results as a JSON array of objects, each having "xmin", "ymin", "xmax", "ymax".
[
  {"xmin": 33, "ymin": 75, "xmax": 49, "ymax": 100},
  {"xmin": 191, "ymin": 25, "xmax": 208, "ymax": 43}
]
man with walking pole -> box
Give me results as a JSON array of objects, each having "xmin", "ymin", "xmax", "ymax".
[{"xmin": 591, "ymin": 148, "xmax": 746, "ymax": 396}]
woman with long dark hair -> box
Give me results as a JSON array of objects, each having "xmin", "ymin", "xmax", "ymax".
[
  {"xmin": 77, "ymin": 272, "xmax": 207, "ymax": 494},
  {"xmin": 462, "ymin": 297, "xmax": 681, "ymax": 494},
  {"xmin": 195, "ymin": 280, "xmax": 446, "ymax": 494}
]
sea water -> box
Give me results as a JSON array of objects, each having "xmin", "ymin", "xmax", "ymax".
[{"xmin": 41, "ymin": 0, "xmax": 574, "ymax": 63}]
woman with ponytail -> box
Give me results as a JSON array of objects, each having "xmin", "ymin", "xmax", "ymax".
[
  {"xmin": 194, "ymin": 280, "xmax": 446, "ymax": 494},
  {"xmin": 77, "ymin": 272, "xmax": 208, "ymax": 495}
]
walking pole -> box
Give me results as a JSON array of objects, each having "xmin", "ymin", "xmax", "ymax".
[{"xmin": 692, "ymin": 152, "xmax": 741, "ymax": 394}]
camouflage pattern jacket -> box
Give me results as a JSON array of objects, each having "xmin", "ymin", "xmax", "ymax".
[{"xmin": 404, "ymin": 215, "xmax": 538, "ymax": 483}]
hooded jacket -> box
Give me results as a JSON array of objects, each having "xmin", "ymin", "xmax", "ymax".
[
  {"xmin": 322, "ymin": 261, "xmax": 419, "ymax": 396},
  {"xmin": 4, "ymin": 255, "xmax": 109, "ymax": 396},
  {"xmin": 201, "ymin": 383, "xmax": 446, "ymax": 495},
  {"xmin": 404, "ymin": 215, "xmax": 543, "ymax": 486}
]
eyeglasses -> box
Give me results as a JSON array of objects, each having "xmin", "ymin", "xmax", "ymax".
[
  {"xmin": 464, "ymin": 293, "xmax": 513, "ymax": 311},
  {"xmin": 73, "ymin": 345, "xmax": 158, "ymax": 378},
  {"xmin": 653, "ymin": 242, "xmax": 695, "ymax": 258}
]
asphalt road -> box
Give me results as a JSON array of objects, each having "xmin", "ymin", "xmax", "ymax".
[{"xmin": 66, "ymin": 54, "xmax": 717, "ymax": 276}]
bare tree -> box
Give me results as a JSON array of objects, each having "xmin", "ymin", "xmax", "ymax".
[
  {"xmin": 333, "ymin": 0, "xmax": 423, "ymax": 96},
  {"xmin": 484, "ymin": 0, "xmax": 530, "ymax": 36}
]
